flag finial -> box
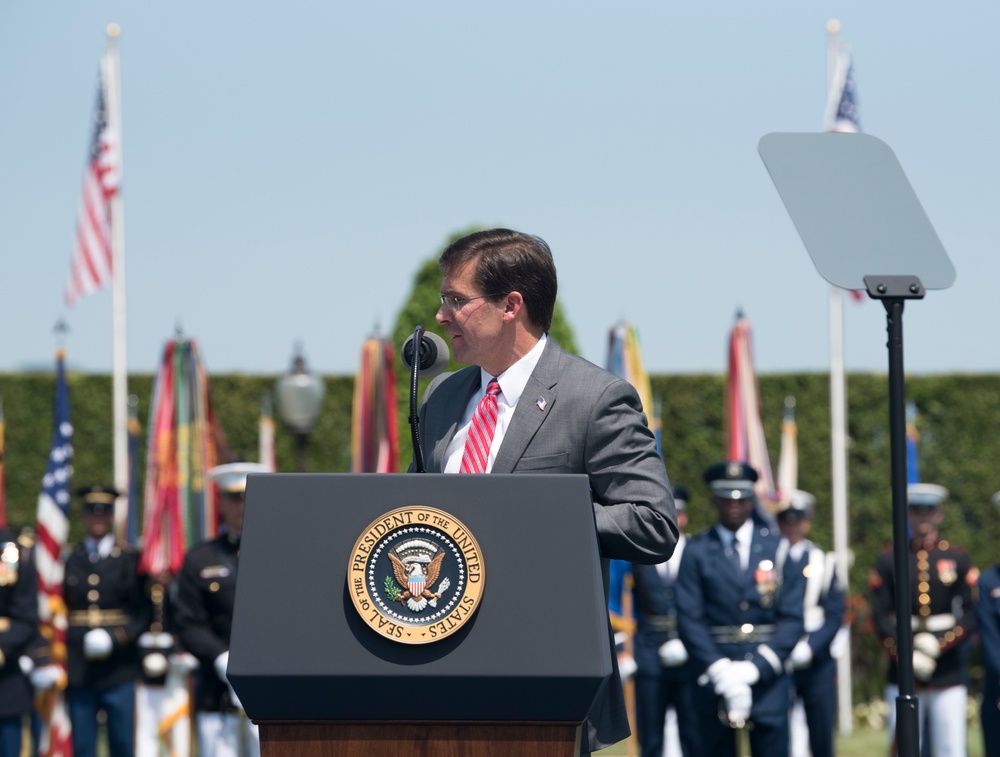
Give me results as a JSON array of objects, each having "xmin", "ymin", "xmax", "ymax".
[
  {"xmin": 107, "ymin": 22, "xmax": 121, "ymax": 39},
  {"xmin": 826, "ymin": 18, "xmax": 840, "ymax": 35}
]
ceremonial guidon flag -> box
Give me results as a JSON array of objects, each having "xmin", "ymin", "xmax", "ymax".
[
  {"xmin": 34, "ymin": 351, "xmax": 74, "ymax": 756},
  {"xmin": 726, "ymin": 311, "xmax": 778, "ymax": 510},
  {"xmin": 65, "ymin": 63, "xmax": 120, "ymax": 306}
]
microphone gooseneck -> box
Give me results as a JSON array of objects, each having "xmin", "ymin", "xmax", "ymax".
[
  {"xmin": 408, "ymin": 326, "xmax": 427, "ymax": 473},
  {"xmin": 400, "ymin": 326, "xmax": 450, "ymax": 473}
]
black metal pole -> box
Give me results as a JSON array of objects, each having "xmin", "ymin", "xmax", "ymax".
[
  {"xmin": 884, "ymin": 297, "xmax": 919, "ymax": 757},
  {"xmin": 295, "ymin": 431, "xmax": 308, "ymax": 473}
]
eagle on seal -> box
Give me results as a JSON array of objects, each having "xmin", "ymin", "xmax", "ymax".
[{"xmin": 389, "ymin": 552, "xmax": 448, "ymax": 612}]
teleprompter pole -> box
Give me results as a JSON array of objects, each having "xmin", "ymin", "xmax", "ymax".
[{"xmin": 866, "ymin": 275, "xmax": 925, "ymax": 757}]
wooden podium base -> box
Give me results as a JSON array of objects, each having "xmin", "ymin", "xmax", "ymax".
[{"xmin": 260, "ymin": 721, "xmax": 582, "ymax": 757}]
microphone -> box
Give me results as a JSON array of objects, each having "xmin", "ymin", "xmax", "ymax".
[
  {"xmin": 401, "ymin": 326, "xmax": 451, "ymax": 474},
  {"xmin": 400, "ymin": 330, "xmax": 450, "ymax": 379}
]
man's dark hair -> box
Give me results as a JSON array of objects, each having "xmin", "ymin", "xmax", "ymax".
[{"xmin": 439, "ymin": 228, "xmax": 557, "ymax": 333}]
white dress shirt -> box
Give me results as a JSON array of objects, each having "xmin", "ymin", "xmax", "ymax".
[{"xmin": 443, "ymin": 334, "xmax": 548, "ymax": 473}]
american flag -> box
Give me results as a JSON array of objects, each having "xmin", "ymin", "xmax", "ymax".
[
  {"xmin": 825, "ymin": 43, "xmax": 861, "ymax": 134},
  {"xmin": 35, "ymin": 351, "xmax": 74, "ymax": 756},
  {"xmin": 65, "ymin": 61, "xmax": 119, "ymax": 307},
  {"xmin": 825, "ymin": 37, "xmax": 865, "ymax": 302}
]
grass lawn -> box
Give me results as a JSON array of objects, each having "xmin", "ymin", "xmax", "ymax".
[{"xmin": 596, "ymin": 721, "xmax": 985, "ymax": 756}]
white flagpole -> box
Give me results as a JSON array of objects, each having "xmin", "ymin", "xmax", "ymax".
[
  {"xmin": 826, "ymin": 18, "xmax": 854, "ymax": 735},
  {"xmin": 104, "ymin": 23, "xmax": 129, "ymax": 541}
]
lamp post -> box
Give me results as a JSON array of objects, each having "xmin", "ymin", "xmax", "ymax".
[{"xmin": 275, "ymin": 345, "xmax": 326, "ymax": 472}]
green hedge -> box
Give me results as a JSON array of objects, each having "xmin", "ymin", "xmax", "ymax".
[{"xmin": 3, "ymin": 369, "xmax": 999, "ymax": 702}]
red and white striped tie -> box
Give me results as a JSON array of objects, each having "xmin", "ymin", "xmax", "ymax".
[{"xmin": 459, "ymin": 378, "xmax": 501, "ymax": 474}]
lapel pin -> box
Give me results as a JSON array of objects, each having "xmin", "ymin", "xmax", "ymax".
[{"xmin": 536, "ymin": 396, "xmax": 546, "ymax": 411}]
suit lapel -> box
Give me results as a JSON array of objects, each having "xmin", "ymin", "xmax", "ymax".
[
  {"xmin": 428, "ymin": 368, "xmax": 480, "ymax": 473},
  {"xmin": 491, "ymin": 340, "xmax": 561, "ymax": 474}
]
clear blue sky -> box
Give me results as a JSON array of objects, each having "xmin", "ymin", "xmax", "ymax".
[{"xmin": 1, "ymin": 2, "xmax": 996, "ymax": 377}]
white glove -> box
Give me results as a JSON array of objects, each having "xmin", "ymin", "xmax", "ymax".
[
  {"xmin": 791, "ymin": 639, "xmax": 814, "ymax": 669},
  {"xmin": 913, "ymin": 632, "xmax": 941, "ymax": 659},
  {"xmin": 617, "ymin": 653, "xmax": 637, "ymax": 682},
  {"xmin": 83, "ymin": 628, "xmax": 114, "ymax": 660},
  {"xmin": 143, "ymin": 652, "xmax": 169, "ymax": 678},
  {"xmin": 721, "ymin": 680, "xmax": 753, "ymax": 727},
  {"xmin": 214, "ymin": 651, "xmax": 243, "ymax": 711},
  {"xmin": 658, "ymin": 638, "xmax": 689, "ymax": 667},
  {"xmin": 138, "ymin": 631, "xmax": 175, "ymax": 650},
  {"xmin": 725, "ymin": 660, "xmax": 761, "ymax": 687},
  {"xmin": 913, "ymin": 649, "xmax": 937, "ymax": 681},
  {"xmin": 18, "ymin": 656, "xmax": 34, "ymax": 676},
  {"xmin": 30, "ymin": 665, "xmax": 62, "ymax": 691},
  {"xmin": 706, "ymin": 658, "xmax": 732, "ymax": 692},
  {"xmin": 169, "ymin": 651, "xmax": 200, "ymax": 674}
]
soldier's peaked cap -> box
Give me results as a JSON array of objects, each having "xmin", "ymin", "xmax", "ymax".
[
  {"xmin": 776, "ymin": 489, "xmax": 815, "ymax": 520},
  {"xmin": 907, "ymin": 482, "xmax": 948, "ymax": 508},
  {"xmin": 672, "ymin": 484, "xmax": 689, "ymax": 512},
  {"xmin": 207, "ymin": 462, "xmax": 272, "ymax": 495},
  {"xmin": 78, "ymin": 484, "xmax": 120, "ymax": 512},
  {"xmin": 703, "ymin": 460, "xmax": 758, "ymax": 500}
]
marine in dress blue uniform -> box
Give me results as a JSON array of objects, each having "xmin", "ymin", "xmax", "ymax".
[
  {"xmin": 976, "ymin": 492, "xmax": 1000, "ymax": 757},
  {"xmin": 0, "ymin": 526, "xmax": 40, "ymax": 757},
  {"xmin": 676, "ymin": 462, "xmax": 805, "ymax": 757},
  {"xmin": 631, "ymin": 484, "xmax": 700, "ymax": 757},
  {"xmin": 776, "ymin": 490, "xmax": 845, "ymax": 757},
  {"xmin": 869, "ymin": 483, "xmax": 977, "ymax": 757},
  {"xmin": 173, "ymin": 462, "xmax": 270, "ymax": 757},
  {"xmin": 64, "ymin": 485, "xmax": 148, "ymax": 757}
]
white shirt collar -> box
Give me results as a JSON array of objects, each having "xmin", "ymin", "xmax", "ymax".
[
  {"xmin": 484, "ymin": 334, "xmax": 547, "ymax": 409},
  {"xmin": 715, "ymin": 517, "xmax": 753, "ymax": 544},
  {"xmin": 85, "ymin": 534, "xmax": 115, "ymax": 558}
]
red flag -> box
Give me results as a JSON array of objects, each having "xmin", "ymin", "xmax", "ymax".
[
  {"xmin": 726, "ymin": 313, "xmax": 778, "ymax": 508},
  {"xmin": 65, "ymin": 59, "xmax": 119, "ymax": 306},
  {"xmin": 351, "ymin": 336, "xmax": 398, "ymax": 473}
]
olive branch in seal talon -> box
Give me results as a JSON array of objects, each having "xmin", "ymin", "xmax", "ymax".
[{"xmin": 383, "ymin": 576, "xmax": 401, "ymax": 601}]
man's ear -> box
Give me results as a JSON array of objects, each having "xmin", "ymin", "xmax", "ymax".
[{"xmin": 503, "ymin": 291, "xmax": 524, "ymax": 320}]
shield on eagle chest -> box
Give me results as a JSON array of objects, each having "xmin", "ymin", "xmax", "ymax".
[{"xmin": 408, "ymin": 574, "xmax": 425, "ymax": 596}]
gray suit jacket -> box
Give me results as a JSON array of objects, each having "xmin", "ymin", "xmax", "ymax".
[{"xmin": 418, "ymin": 338, "xmax": 677, "ymax": 751}]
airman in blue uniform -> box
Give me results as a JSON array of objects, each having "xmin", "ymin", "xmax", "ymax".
[
  {"xmin": 676, "ymin": 461, "xmax": 805, "ymax": 757},
  {"xmin": 776, "ymin": 490, "xmax": 845, "ymax": 757},
  {"xmin": 631, "ymin": 484, "xmax": 700, "ymax": 757}
]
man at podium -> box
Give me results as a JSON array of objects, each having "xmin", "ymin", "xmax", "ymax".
[{"xmin": 416, "ymin": 228, "xmax": 678, "ymax": 755}]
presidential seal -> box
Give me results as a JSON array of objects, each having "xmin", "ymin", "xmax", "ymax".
[{"xmin": 348, "ymin": 506, "xmax": 485, "ymax": 644}]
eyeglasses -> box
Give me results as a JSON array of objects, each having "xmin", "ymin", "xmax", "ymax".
[{"xmin": 438, "ymin": 292, "xmax": 504, "ymax": 311}]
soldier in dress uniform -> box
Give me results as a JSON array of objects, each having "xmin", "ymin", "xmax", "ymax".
[
  {"xmin": 631, "ymin": 484, "xmax": 700, "ymax": 757},
  {"xmin": 676, "ymin": 461, "xmax": 805, "ymax": 757},
  {"xmin": 869, "ymin": 482, "xmax": 977, "ymax": 757},
  {"xmin": 173, "ymin": 462, "xmax": 270, "ymax": 757},
  {"xmin": 64, "ymin": 485, "xmax": 148, "ymax": 757},
  {"xmin": 0, "ymin": 524, "xmax": 40, "ymax": 756},
  {"xmin": 776, "ymin": 490, "xmax": 846, "ymax": 757},
  {"xmin": 975, "ymin": 490, "xmax": 1000, "ymax": 757}
]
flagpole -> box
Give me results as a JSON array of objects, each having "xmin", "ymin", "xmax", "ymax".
[
  {"xmin": 826, "ymin": 18, "xmax": 854, "ymax": 735},
  {"xmin": 104, "ymin": 23, "xmax": 129, "ymax": 541}
]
